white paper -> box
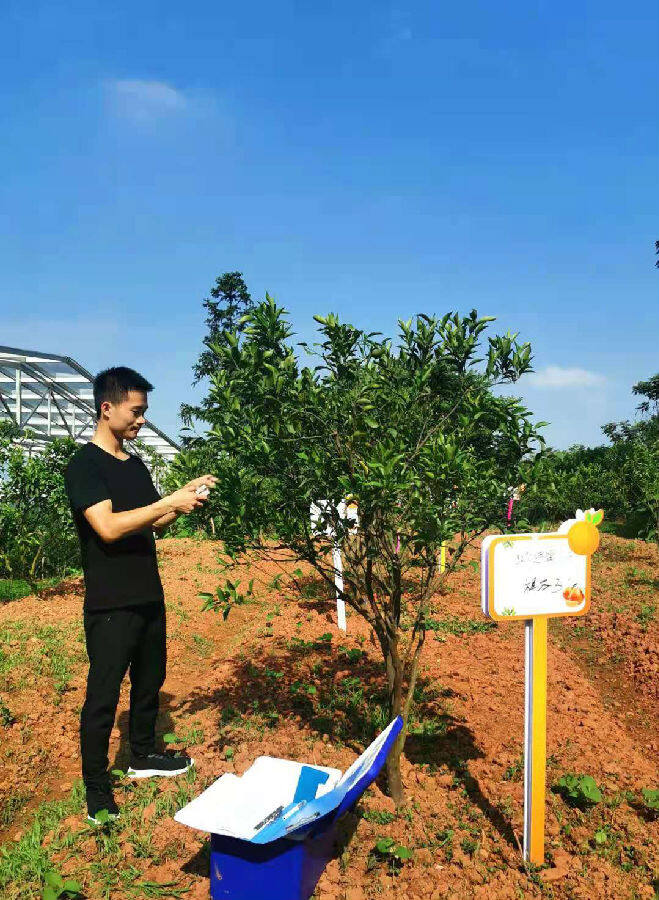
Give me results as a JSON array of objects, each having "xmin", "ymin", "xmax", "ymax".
[{"xmin": 174, "ymin": 758, "xmax": 341, "ymax": 839}]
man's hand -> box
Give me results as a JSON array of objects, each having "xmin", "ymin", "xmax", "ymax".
[
  {"xmin": 183, "ymin": 474, "xmax": 218, "ymax": 493},
  {"xmin": 153, "ymin": 476, "xmax": 218, "ymax": 534},
  {"xmin": 164, "ymin": 485, "xmax": 210, "ymax": 515}
]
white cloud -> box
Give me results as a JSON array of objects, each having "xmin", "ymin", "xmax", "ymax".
[
  {"xmin": 529, "ymin": 366, "xmax": 606, "ymax": 389},
  {"xmin": 106, "ymin": 79, "xmax": 188, "ymax": 123}
]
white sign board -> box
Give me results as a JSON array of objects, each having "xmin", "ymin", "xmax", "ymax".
[
  {"xmin": 310, "ymin": 500, "xmax": 359, "ymax": 538},
  {"xmin": 481, "ymin": 533, "xmax": 591, "ymax": 621}
]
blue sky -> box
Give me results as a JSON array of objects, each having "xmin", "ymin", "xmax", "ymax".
[{"xmin": 1, "ymin": 1, "xmax": 657, "ymax": 450}]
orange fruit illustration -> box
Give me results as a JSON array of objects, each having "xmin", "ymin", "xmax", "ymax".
[
  {"xmin": 568, "ymin": 520, "xmax": 600, "ymax": 555},
  {"xmin": 564, "ymin": 585, "xmax": 584, "ymax": 606}
]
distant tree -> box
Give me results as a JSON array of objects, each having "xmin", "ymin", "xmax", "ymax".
[
  {"xmin": 603, "ymin": 374, "xmax": 659, "ymax": 443},
  {"xmin": 180, "ymin": 272, "xmax": 255, "ymax": 434},
  {"xmin": 632, "ymin": 374, "xmax": 659, "ymax": 421},
  {"xmin": 603, "ymin": 374, "xmax": 659, "ymax": 547},
  {"xmin": 517, "ymin": 445, "xmax": 623, "ymax": 525},
  {"xmin": 0, "ymin": 421, "xmax": 80, "ymax": 581}
]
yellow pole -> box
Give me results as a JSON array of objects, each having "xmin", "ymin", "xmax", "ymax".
[
  {"xmin": 524, "ymin": 616, "xmax": 547, "ymax": 865},
  {"xmin": 439, "ymin": 541, "xmax": 446, "ymax": 573}
]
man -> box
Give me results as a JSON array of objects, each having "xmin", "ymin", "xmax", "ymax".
[{"xmin": 64, "ymin": 366, "xmax": 217, "ymax": 824}]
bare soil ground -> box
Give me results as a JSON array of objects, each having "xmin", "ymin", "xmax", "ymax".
[{"xmin": 0, "ymin": 533, "xmax": 657, "ymax": 900}]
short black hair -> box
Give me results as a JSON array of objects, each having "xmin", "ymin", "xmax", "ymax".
[{"xmin": 93, "ymin": 366, "xmax": 154, "ymax": 420}]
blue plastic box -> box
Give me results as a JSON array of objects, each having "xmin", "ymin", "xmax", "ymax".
[{"xmin": 175, "ymin": 717, "xmax": 403, "ymax": 900}]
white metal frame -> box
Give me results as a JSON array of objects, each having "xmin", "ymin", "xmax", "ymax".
[{"xmin": 0, "ymin": 345, "xmax": 180, "ymax": 486}]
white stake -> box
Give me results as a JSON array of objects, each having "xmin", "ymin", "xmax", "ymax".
[{"xmin": 332, "ymin": 544, "xmax": 347, "ymax": 632}]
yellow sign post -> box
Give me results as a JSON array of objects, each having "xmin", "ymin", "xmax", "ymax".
[
  {"xmin": 481, "ymin": 509, "xmax": 603, "ymax": 865},
  {"xmin": 525, "ymin": 616, "xmax": 547, "ymax": 863}
]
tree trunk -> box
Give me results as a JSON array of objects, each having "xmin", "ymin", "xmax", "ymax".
[
  {"xmin": 385, "ymin": 727, "xmax": 406, "ymax": 806},
  {"xmin": 382, "ymin": 641, "xmax": 406, "ymax": 806},
  {"xmin": 379, "ymin": 626, "xmax": 426, "ymax": 807}
]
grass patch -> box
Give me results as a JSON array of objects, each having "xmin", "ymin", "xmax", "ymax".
[
  {"xmin": 0, "ymin": 621, "xmax": 86, "ymax": 699},
  {"xmin": 361, "ymin": 808, "xmax": 396, "ymax": 825},
  {"xmin": 0, "ymin": 791, "xmax": 31, "ymax": 827},
  {"xmin": 1, "ymin": 769, "xmax": 208, "ymax": 899},
  {"xmin": 0, "ymin": 783, "xmax": 86, "ymax": 898},
  {"xmin": 425, "ymin": 615, "xmax": 497, "ymax": 637},
  {"xmin": 636, "ymin": 603, "xmax": 656, "ymax": 631},
  {"xmin": 0, "ymin": 574, "xmax": 82, "ymax": 603},
  {"xmin": 189, "ymin": 633, "xmax": 213, "ymax": 657},
  {"xmin": 0, "ymin": 580, "xmax": 34, "ymax": 602}
]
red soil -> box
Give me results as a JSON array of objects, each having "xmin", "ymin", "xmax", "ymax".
[{"xmin": 0, "ymin": 534, "xmax": 657, "ymax": 899}]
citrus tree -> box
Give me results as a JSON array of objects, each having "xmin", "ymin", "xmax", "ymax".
[
  {"xmin": 196, "ymin": 296, "xmax": 543, "ymax": 803},
  {"xmin": 0, "ymin": 421, "xmax": 80, "ymax": 583},
  {"xmin": 516, "ymin": 445, "xmax": 623, "ymax": 527},
  {"xmin": 603, "ymin": 373, "xmax": 659, "ymax": 547}
]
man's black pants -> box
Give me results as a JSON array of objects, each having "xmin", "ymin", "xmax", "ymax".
[{"xmin": 81, "ymin": 602, "xmax": 167, "ymax": 790}]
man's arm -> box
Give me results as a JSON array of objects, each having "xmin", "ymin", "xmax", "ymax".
[
  {"xmin": 152, "ymin": 509, "xmax": 179, "ymax": 535},
  {"xmin": 84, "ymin": 486, "xmax": 203, "ymax": 543}
]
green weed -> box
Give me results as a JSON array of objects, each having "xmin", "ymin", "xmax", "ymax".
[
  {"xmin": 361, "ymin": 809, "xmax": 396, "ymax": 825},
  {"xmin": 503, "ymin": 755, "xmax": 524, "ymax": 782},
  {"xmin": 190, "ymin": 633, "xmax": 213, "ymax": 656},
  {"xmin": 368, "ymin": 837, "xmax": 414, "ymax": 873},
  {"xmin": 425, "ymin": 616, "xmax": 496, "ymax": 636},
  {"xmin": 636, "ymin": 603, "xmax": 656, "ymax": 631},
  {"xmin": 0, "ymin": 791, "xmax": 30, "ymax": 827},
  {"xmin": 553, "ymin": 773, "xmax": 603, "ymax": 808}
]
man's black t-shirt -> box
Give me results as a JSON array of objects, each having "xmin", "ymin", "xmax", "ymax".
[{"xmin": 64, "ymin": 442, "xmax": 165, "ymax": 612}]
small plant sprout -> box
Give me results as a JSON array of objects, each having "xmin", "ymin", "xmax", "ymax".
[{"xmin": 553, "ymin": 773, "xmax": 603, "ymax": 808}]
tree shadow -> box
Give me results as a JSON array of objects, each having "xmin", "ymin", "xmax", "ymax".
[{"xmin": 405, "ymin": 726, "xmax": 519, "ymax": 848}]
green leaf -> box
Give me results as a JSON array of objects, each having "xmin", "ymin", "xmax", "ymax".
[
  {"xmin": 376, "ymin": 837, "xmax": 395, "ymax": 853},
  {"xmin": 163, "ymin": 732, "xmax": 178, "ymax": 744},
  {"xmin": 580, "ymin": 776, "xmax": 602, "ymax": 803},
  {"xmin": 44, "ymin": 872, "xmax": 64, "ymax": 889},
  {"xmin": 42, "ymin": 887, "xmax": 57, "ymax": 900},
  {"xmin": 393, "ymin": 845, "xmax": 414, "ymax": 860},
  {"xmin": 641, "ymin": 788, "xmax": 659, "ymax": 810}
]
